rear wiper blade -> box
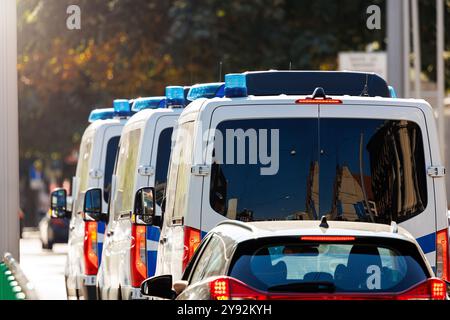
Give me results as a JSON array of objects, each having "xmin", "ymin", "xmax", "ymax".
[{"xmin": 267, "ymin": 281, "xmax": 336, "ymax": 293}]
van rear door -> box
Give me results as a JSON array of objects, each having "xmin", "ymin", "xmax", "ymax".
[{"xmin": 319, "ymin": 103, "xmax": 436, "ymax": 266}]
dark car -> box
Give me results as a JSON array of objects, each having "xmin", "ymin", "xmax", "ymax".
[
  {"xmin": 141, "ymin": 220, "xmax": 447, "ymax": 300},
  {"xmin": 39, "ymin": 209, "xmax": 69, "ymax": 250}
]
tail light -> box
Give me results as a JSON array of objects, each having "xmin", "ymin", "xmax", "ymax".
[
  {"xmin": 84, "ymin": 221, "xmax": 98, "ymax": 275},
  {"xmin": 209, "ymin": 277, "xmax": 447, "ymax": 300},
  {"xmin": 182, "ymin": 226, "xmax": 201, "ymax": 271},
  {"xmin": 398, "ymin": 278, "xmax": 447, "ymax": 300},
  {"xmin": 210, "ymin": 277, "xmax": 266, "ymax": 300},
  {"xmin": 130, "ymin": 224, "xmax": 147, "ymax": 287},
  {"xmin": 436, "ymin": 228, "xmax": 449, "ymax": 281}
]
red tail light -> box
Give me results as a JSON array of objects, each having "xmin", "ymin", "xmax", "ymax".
[
  {"xmin": 301, "ymin": 236, "xmax": 355, "ymax": 242},
  {"xmin": 209, "ymin": 277, "xmax": 447, "ymax": 300},
  {"xmin": 84, "ymin": 221, "xmax": 98, "ymax": 275},
  {"xmin": 436, "ymin": 228, "xmax": 449, "ymax": 281},
  {"xmin": 182, "ymin": 226, "xmax": 201, "ymax": 271},
  {"xmin": 295, "ymin": 98, "xmax": 342, "ymax": 105},
  {"xmin": 130, "ymin": 224, "xmax": 147, "ymax": 288}
]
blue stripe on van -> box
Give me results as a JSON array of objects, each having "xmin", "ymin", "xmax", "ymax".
[
  {"xmin": 97, "ymin": 221, "xmax": 106, "ymax": 265},
  {"xmin": 201, "ymin": 231, "xmax": 207, "ymax": 239},
  {"xmin": 146, "ymin": 226, "xmax": 161, "ymax": 277},
  {"xmin": 416, "ymin": 232, "xmax": 436, "ymax": 254}
]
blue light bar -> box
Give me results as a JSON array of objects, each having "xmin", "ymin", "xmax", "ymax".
[
  {"xmin": 224, "ymin": 73, "xmax": 247, "ymax": 98},
  {"xmin": 187, "ymin": 83, "xmax": 225, "ymax": 101},
  {"xmin": 131, "ymin": 96, "xmax": 166, "ymax": 112},
  {"xmin": 165, "ymin": 86, "xmax": 185, "ymax": 108},
  {"xmin": 113, "ymin": 99, "xmax": 131, "ymax": 116},
  {"xmin": 388, "ymin": 86, "xmax": 397, "ymax": 98},
  {"xmin": 88, "ymin": 108, "xmax": 114, "ymax": 123}
]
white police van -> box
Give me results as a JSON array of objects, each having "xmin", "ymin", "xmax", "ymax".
[
  {"xmin": 155, "ymin": 71, "xmax": 449, "ymax": 284},
  {"xmin": 95, "ymin": 83, "xmax": 225, "ymax": 300},
  {"xmin": 50, "ymin": 100, "xmax": 133, "ymax": 300}
]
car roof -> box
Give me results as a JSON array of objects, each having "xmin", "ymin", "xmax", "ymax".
[{"xmin": 213, "ymin": 220, "xmax": 417, "ymax": 244}]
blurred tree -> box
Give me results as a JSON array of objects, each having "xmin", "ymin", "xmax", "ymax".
[{"xmin": 17, "ymin": 0, "xmax": 449, "ymax": 170}]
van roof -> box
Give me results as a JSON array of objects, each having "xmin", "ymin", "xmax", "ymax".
[{"xmin": 180, "ymin": 95, "xmax": 432, "ymax": 124}]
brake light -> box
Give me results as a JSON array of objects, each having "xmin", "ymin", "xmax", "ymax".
[
  {"xmin": 83, "ymin": 221, "xmax": 98, "ymax": 275},
  {"xmin": 300, "ymin": 236, "xmax": 355, "ymax": 242},
  {"xmin": 210, "ymin": 277, "xmax": 267, "ymax": 300},
  {"xmin": 209, "ymin": 277, "xmax": 447, "ymax": 300},
  {"xmin": 130, "ymin": 224, "xmax": 147, "ymax": 288},
  {"xmin": 295, "ymin": 98, "xmax": 342, "ymax": 104},
  {"xmin": 436, "ymin": 228, "xmax": 449, "ymax": 281},
  {"xmin": 182, "ymin": 226, "xmax": 201, "ymax": 271}
]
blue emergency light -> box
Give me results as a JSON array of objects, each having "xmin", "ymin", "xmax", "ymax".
[
  {"xmin": 187, "ymin": 83, "xmax": 225, "ymax": 101},
  {"xmin": 88, "ymin": 108, "xmax": 114, "ymax": 123},
  {"xmin": 132, "ymin": 96, "xmax": 166, "ymax": 112},
  {"xmin": 113, "ymin": 99, "xmax": 132, "ymax": 117},
  {"xmin": 224, "ymin": 73, "xmax": 248, "ymax": 98},
  {"xmin": 165, "ymin": 86, "xmax": 185, "ymax": 108},
  {"xmin": 388, "ymin": 86, "xmax": 397, "ymax": 98}
]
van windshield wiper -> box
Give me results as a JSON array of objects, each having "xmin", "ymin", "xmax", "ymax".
[{"xmin": 267, "ymin": 281, "xmax": 336, "ymax": 293}]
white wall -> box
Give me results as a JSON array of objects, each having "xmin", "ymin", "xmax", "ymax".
[{"xmin": 0, "ymin": 0, "xmax": 20, "ymax": 260}]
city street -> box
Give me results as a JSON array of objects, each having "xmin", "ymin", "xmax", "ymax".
[{"xmin": 19, "ymin": 231, "xmax": 67, "ymax": 300}]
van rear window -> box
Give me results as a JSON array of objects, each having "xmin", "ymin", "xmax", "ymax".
[{"xmin": 210, "ymin": 118, "xmax": 427, "ymax": 224}]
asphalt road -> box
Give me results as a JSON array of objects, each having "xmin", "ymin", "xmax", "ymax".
[{"xmin": 19, "ymin": 231, "xmax": 67, "ymax": 300}]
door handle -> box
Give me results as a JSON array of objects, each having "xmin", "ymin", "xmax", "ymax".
[{"xmin": 159, "ymin": 236, "xmax": 168, "ymax": 244}]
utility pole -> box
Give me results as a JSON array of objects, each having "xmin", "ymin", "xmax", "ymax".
[
  {"xmin": 0, "ymin": 0, "xmax": 20, "ymax": 260},
  {"xmin": 436, "ymin": 0, "xmax": 445, "ymax": 163},
  {"xmin": 411, "ymin": 0, "xmax": 422, "ymax": 98},
  {"xmin": 387, "ymin": 0, "xmax": 406, "ymax": 97}
]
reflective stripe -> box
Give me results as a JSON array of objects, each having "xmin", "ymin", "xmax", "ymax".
[
  {"xmin": 97, "ymin": 222, "xmax": 106, "ymax": 265},
  {"xmin": 146, "ymin": 226, "xmax": 161, "ymax": 277},
  {"xmin": 416, "ymin": 232, "xmax": 436, "ymax": 254}
]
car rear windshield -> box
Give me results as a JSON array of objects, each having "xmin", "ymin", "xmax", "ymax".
[
  {"xmin": 210, "ymin": 118, "xmax": 427, "ymax": 224},
  {"xmin": 228, "ymin": 237, "xmax": 429, "ymax": 294}
]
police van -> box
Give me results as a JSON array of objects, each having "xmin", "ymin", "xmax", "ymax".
[
  {"xmin": 50, "ymin": 100, "xmax": 134, "ymax": 300},
  {"xmin": 154, "ymin": 70, "xmax": 449, "ymax": 283},
  {"xmin": 95, "ymin": 83, "xmax": 224, "ymax": 300}
]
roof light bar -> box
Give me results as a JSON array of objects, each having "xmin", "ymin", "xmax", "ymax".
[
  {"xmin": 113, "ymin": 99, "xmax": 132, "ymax": 117},
  {"xmin": 165, "ymin": 86, "xmax": 185, "ymax": 108},
  {"xmin": 88, "ymin": 108, "xmax": 114, "ymax": 123},
  {"xmin": 131, "ymin": 96, "xmax": 166, "ymax": 112},
  {"xmin": 224, "ymin": 73, "xmax": 248, "ymax": 98},
  {"xmin": 187, "ymin": 82, "xmax": 225, "ymax": 101}
]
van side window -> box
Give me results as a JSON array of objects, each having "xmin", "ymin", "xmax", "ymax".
[
  {"xmin": 165, "ymin": 122, "xmax": 194, "ymax": 223},
  {"xmin": 103, "ymin": 136, "xmax": 120, "ymax": 203},
  {"xmin": 75, "ymin": 137, "xmax": 92, "ymax": 213},
  {"xmin": 154, "ymin": 128, "xmax": 173, "ymax": 207},
  {"xmin": 111, "ymin": 129, "xmax": 141, "ymax": 218}
]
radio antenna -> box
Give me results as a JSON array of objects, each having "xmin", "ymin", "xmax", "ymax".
[
  {"xmin": 289, "ymin": 61, "xmax": 292, "ymax": 70},
  {"xmin": 219, "ymin": 61, "xmax": 223, "ymax": 82},
  {"xmin": 360, "ymin": 73, "xmax": 369, "ymax": 97}
]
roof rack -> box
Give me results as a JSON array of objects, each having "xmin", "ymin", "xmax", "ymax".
[{"xmin": 216, "ymin": 220, "xmax": 256, "ymax": 233}]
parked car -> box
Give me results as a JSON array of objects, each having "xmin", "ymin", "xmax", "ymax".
[
  {"xmin": 142, "ymin": 219, "xmax": 447, "ymax": 300},
  {"xmin": 155, "ymin": 70, "xmax": 449, "ymax": 284},
  {"xmin": 39, "ymin": 208, "xmax": 70, "ymax": 250}
]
